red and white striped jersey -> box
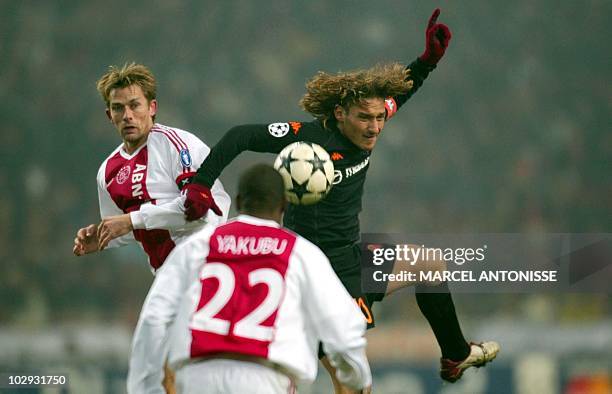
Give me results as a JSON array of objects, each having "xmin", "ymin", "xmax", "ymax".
[
  {"xmin": 128, "ymin": 215, "xmax": 370, "ymax": 393},
  {"xmin": 96, "ymin": 123, "xmax": 230, "ymax": 270}
]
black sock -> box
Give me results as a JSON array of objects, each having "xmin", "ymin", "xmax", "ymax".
[{"xmin": 415, "ymin": 282, "xmax": 470, "ymax": 361}]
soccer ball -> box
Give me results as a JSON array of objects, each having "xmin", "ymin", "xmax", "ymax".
[{"xmin": 274, "ymin": 142, "xmax": 335, "ymax": 205}]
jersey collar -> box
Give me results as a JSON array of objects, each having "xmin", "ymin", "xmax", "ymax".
[
  {"xmin": 236, "ymin": 214, "xmax": 282, "ymax": 228},
  {"xmin": 119, "ymin": 140, "xmax": 147, "ymax": 159}
]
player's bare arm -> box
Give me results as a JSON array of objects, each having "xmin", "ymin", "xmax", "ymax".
[
  {"xmin": 97, "ymin": 214, "xmax": 133, "ymax": 251},
  {"xmin": 73, "ymin": 224, "xmax": 99, "ymax": 256}
]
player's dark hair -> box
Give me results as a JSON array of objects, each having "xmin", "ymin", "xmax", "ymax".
[
  {"xmin": 237, "ymin": 164, "xmax": 286, "ymax": 215},
  {"xmin": 299, "ymin": 62, "xmax": 412, "ymax": 128}
]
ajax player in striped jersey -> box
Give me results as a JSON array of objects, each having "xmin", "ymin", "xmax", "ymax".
[
  {"xmin": 128, "ymin": 164, "xmax": 371, "ymax": 394},
  {"xmin": 72, "ymin": 63, "xmax": 231, "ymax": 393},
  {"xmin": 72, "ymin": 63, "xmax": 230, "ymax": 270}
]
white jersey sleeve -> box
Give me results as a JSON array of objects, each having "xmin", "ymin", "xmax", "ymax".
[
  {"xmin": 127, "ymin": 226, "xmax": 213, "ymax": 393},
  {"xmin": 295, "ymin": 238, "xmax": 372, "ymax": 390},
  {"xmin": 129, "ymin": 125, "xmax": 230, "ymax": 232},
  {"xmin": 96, "ymin": 162, "xmax": 135, "ymax": 248}
]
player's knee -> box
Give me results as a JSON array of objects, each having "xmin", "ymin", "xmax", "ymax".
[{"xmin": 419, "ymin": 258, "xmax": 447, "ymax": 286}]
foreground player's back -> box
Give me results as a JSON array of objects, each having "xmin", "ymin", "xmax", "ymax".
[
  {"xmin": 129, "ymin": 164, "xmax": 370, "ymax": 393},
  {"xmin": 167, "ymin": 214, "xmax": 368, "ymax": 384}
]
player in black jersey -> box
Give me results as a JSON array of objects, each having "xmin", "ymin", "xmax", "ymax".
[
  {"xmin": 184, "ymin": 8, "xmax": 499, "ymax": 392},
  {"xmin": 186, "ymin": 59, "xmax": 428, "ymax": 252}
]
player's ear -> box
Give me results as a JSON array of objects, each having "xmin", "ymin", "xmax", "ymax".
[
  {"xmin": 334, "ymin": 104, "xmax": 346, "ymax": 123},
  {"xmin": 149, "ymin": 99, "xmax": 157, "ymax": 117},
  {"xmin": 105, "ymin": 108, "xmax": 112, "ymax": 120}
]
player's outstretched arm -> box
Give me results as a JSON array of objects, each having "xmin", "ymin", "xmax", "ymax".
[
  {"xmin": 387, "ymin": 8, "xmax": 452, "ymax": 117},
  {"xmin": 73, "ymin": 224, "xmax": 99, "ymax": 256},
  {"xmin": 185, "ymin": 122, "xmax": 304, "ymax": 221},
  {"xmin": 130, "ymin": 183, "xmax": 230, "ymax": 232},
  {"xmin": 113, "ymin": 131, "xmax": 231, "ymax": 231}
]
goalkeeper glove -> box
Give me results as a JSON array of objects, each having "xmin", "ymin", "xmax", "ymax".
[
  {"xmin": 184, "ymin": 183, "xmax": 222, "ymax": 221},
  {"xmin": 419, "ymin": 8, "xmax": 452, "ymax": 65}
]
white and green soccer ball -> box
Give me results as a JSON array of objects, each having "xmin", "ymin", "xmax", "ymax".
[{"xmin": 274, "ymin": 141, "xmax": 335, "ymax": 205}]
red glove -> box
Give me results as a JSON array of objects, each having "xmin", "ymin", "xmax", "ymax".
[
  {"xmin": 184, "ymin": 183, "xmax": 222, "ymax": 221},
  {"xmin": 419, "ymin": 8, "xmax": 452, "ymax": 65}
]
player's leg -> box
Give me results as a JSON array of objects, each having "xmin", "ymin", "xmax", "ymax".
[
  {"xmin": 376, "ymin": 244, "xmax": 499, "ymax": 382},
  {"xmin": 382, "ymin": 245, "xmax": 472, "ymax": 362}
]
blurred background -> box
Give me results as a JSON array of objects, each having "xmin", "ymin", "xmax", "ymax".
[{"xmin": 1, "ymin": 0, "xmax": 610, "ymax": 393}]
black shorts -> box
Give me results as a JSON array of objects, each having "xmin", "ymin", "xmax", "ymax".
[
  {"xmin": 324, "ymin": 243, "xmax": 393, "ymax": 329},
  {"xmin": 317, "ymin": 243, "xmax": 393, "ymax": 359}
]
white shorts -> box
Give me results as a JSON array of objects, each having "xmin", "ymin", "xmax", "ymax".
[{"xmin": 176, "ymin": 359, "xmax": 295, "ymax": 394}]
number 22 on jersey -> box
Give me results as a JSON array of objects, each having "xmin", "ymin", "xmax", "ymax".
[{"xmin": 189, "ymin": 262, "xmax": 285, "ymax": 342}]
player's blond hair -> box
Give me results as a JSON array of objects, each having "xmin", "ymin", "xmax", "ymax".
[
  {"xmin": 96, "ymin": 62, "xmax": 157, "ymax": 108},
  {"xmin": 299, "ymin": 62, "xmax": 413, "ymax": 128}
]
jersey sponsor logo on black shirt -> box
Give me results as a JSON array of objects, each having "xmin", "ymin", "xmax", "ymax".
[
  {"xmin": 345, "ymin": 157, "xmax": 370, "ymax": 178},
  {"xmin": 332, "ymin": 157, "xmax": 370, "ymax": 185}
]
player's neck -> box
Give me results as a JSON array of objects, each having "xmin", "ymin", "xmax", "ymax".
[
  {"xmin": 123, "ymin": 136, "xmax": 148, "ymax": 155},
  {"xmin": 242, "ymin": 211, "xmax": 282, "ymax": 225}
]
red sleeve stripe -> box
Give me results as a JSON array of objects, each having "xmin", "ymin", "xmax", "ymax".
[
  {"xmin": 159, "ymin": 124, "xmax": 188, "ymax": 149},
  {"xmin": 152, "ymin": 124, "xmax": 188, "ymax": 151},
  {"xmin": 159, "ymin": 125, "xmax": 193, "ymax": 174},
  {"xmin": 165, "ymin": 126, "xmax": 189, "ymax": 150},
  {"xmin": 151, "ymin": 129, "xmax": 181, "ymax": 153}
]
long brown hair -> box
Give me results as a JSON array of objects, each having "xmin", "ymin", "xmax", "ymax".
[{"xmin": 299, "ymin": 62, "xmax": 412, "ymax": 128}]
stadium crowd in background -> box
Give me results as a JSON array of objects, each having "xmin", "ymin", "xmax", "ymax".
[{"xmin": 0, "ymin": 0, "xmax": 609, "ymax": 355}]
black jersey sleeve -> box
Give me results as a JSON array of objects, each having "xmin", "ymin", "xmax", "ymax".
[
  {"xmin": 385, "ymin": 57, "xmax": 436, "ymax": 119},
  {"xmin": 192, "ymin": 121, "xmax": 317, "ymax": 187}
]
